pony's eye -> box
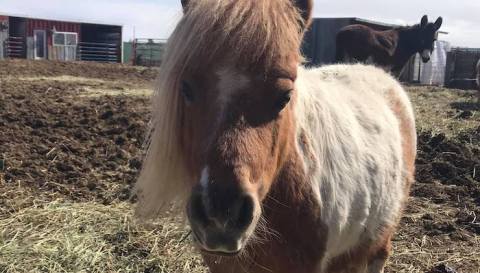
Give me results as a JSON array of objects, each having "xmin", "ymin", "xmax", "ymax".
[
  {"xmin": 274, "ymin": 91, "xmax": 292, "ymax": 112},
  {"xmin": 181, "ymin": 81, "xmax": 195, "ymax": 103}
]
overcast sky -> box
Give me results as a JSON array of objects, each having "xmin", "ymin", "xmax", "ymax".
[{"xmin": 1, "ymin": 0, "xmax": 479, "ymax": 47}]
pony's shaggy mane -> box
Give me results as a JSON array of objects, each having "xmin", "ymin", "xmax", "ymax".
[
  {"xmin": 177, "ymin": 0, "xmax": 304, "ymax": 71},
  {"xmin": 135, "ymin": 0, "xmax": 305, "ymax": 218}
]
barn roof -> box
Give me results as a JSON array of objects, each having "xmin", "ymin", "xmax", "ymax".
[{"xmin": 0, "ymin": 11, "xmax": 122, "ymax": 27}]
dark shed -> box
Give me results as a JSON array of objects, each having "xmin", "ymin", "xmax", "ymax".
[
  {"xmin": 445, "ymin": 48, "xmax": 480, "ymax": 89},
  {"xmin": 79, "ymin": 23, "xmax": 122, "ymax": 63}
]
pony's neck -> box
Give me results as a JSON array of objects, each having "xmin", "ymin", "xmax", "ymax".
[{"xmin": 260, "ymin": 154, "xmax": 325, "ymax": 271}]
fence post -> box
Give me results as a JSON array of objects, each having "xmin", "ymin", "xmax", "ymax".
[{"xmin": 132, "ymin": 39, "xmax": 137, "ymax": 65}]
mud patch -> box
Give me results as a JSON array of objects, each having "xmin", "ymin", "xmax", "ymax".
[{"xmin": 0, "ymin": 60, "xmax": 154, "ymax": 205}]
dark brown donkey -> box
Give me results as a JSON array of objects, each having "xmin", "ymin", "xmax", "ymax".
[{"xmin": 335, "ymin": 15, "xmax": 443, "ymax": 76}]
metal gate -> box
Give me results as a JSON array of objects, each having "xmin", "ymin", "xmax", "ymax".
[
  {"xmin": 78, "ymin": 42, "xmax": 119, "ymax": 63},
  {"xmin": 5, "ymin": 36, "xmax": 25, "ymax": 58},
  {"xmin": 132, "ymin": 38, "xmax": 166, "ymax": 67}
]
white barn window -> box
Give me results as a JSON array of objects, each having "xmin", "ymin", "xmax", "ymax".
[
  {"xmin": 53, "ymin": 32, "xmax": 77, "ymax": 46},
  {"xmin": 52, "ymin": 32, "xmax": 78, "ymax": 61}
]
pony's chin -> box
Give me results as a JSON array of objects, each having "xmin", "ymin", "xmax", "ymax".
[
  {"xmin": 191, "ymin": 230, "xmax": 247, "ymax": 257},
  {"xmin": 422, "ymin": 58, "xmax": 430, "ymax": 63},
  {"xmin": 200, "ymin": 249, "xmax": 242, "ymax": 257}
]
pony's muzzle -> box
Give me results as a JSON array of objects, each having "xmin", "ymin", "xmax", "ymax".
[
  {"xmin": 421, "ymin": 49, "xmax": 431, "ymax": 63},
  {"xmin": 187, "ymin": 187, "xmax": 257, "ymax": 255}
]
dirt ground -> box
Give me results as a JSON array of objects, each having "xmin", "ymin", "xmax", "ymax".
[{"xmin": 0, "ymin": 60, "xmax": 479, "ymax": 273}]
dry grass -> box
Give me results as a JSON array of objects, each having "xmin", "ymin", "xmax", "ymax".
[
  {"xmin": 0, "ymin": 172, "xmax": 204, "ymax": 273},
  {"xmin": 387, "ymin": 199, "xmax": 480, "ymax": 273},
  {"xmin": 79, "ymin": 86, "xmax": 153, "ymax": 98},
  {"xmin": 2, "ymin": 75, "xmax": 154, "ymax": 98},
  {"xmin": 408, "ymin": 85, "xmax": 479, "ymax": 136},
  {"xmin": 0, "ymin": 195, "xmax": 206, "ymax": 273},
  {"xmin": 15, "ymin": 75, "xmax": 109, "ymax": 83}
]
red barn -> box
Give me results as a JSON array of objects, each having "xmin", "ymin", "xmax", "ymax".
[{"xmin": 0, "ymin": 14, "xmax": 122, "ymax": 63}]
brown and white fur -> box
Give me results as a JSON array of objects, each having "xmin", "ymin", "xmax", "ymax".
[{"xmin": 135, "ymin": 1, "xmax": 417, "ymax": 272}]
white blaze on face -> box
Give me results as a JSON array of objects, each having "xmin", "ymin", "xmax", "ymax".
[
  {"xmin": 215, "ymin": 67, "xmax": 250, "ymax": 110},
  {"xmin": 421, "ymin": 49, "xmax": 431, "ymax": 61},
  {"xmin": 200, "ymin": 167, "xmax": 209, "ymax": 189}
]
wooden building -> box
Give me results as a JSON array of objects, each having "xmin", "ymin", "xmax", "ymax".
[{"xmin": 0, "ymin": 14, "xmax": 122, "ymax": 63}]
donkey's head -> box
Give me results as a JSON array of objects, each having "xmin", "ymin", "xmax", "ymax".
[
  {"xmin": 169, "ymin": 0, "xmax": 313, "ymax": 255},
  {"xmin": 417, "ymin": 15, "xmax": 443, "ymax": 63}
]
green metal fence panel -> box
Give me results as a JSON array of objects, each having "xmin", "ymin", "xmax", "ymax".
[{"xmin": 123, "ymin": 41, "xmax": 132, "ymax": 63}]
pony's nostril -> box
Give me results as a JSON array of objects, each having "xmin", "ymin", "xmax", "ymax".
[
  {"xmin": 235, "ymin": 195, "xmax": 254, "ymax": 229},
  {"xmin": 189, "ymin": 192, "xmax": 209, "ymax": 226}
]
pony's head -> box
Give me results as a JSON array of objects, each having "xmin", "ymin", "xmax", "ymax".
[
  {"xmin": 136, "ymin": 0, "xmax": 312, "ymax": 256},
  {"xmin": 417, "ymin": 15, "xmax": 443, "ymax": 63}
]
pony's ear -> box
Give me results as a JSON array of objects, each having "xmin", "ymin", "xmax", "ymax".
[
  {"xmin": 293, "ymin": 0, "xmax": 314, "ymax": 29},
  {"xmin": 181, "ymin": 0, "xmax": 189, "ymax": 12},
  {"xmin": 434, "ymin": 17, "xmax": 443, "ymax": 30},
  {"xmin": 420, "ymin": 15, "xmax": 428, "ymax": 27}
]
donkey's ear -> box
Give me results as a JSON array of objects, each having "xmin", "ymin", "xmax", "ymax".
[
  {"xmin": 294, "ymin": 0, "xmax": 314, "ymax": 29},
  {"xmin": 181, "ymin": 0, "xmax": 189, "ymax": 12},
  {"xmin": 420, "ymin": 15, "xmax": 428, "ymax": 27},
  {"xmin": 434, "ymin": 17, "xmax": 443, "ymax": 30}
]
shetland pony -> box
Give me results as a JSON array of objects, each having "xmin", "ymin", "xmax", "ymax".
[
  {"xmin": 135, "ymin": 0, "xmax": 417, "ymax": 272},
  {"xmin": 335, "ymin": 15, "xmax": 443, "ymax": 76}
]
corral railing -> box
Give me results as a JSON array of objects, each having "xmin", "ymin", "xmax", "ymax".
[
  {"xmin": 445, "ymin": 47, "xmax": 480, "ymax": 89},
  {"xmin": 5, "ymin": 36, "xmax": 26, "ymax": 58},
  {"xmin": 78, "ymin": 42, "xmax": 120, "ymax": 63},
  {"xmin": 132, "ymin": 38, "xmax": 166, "ymax": 67}
]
